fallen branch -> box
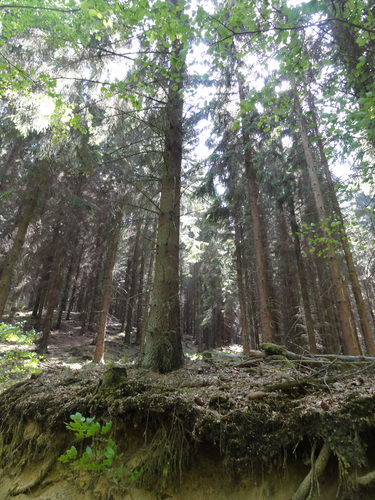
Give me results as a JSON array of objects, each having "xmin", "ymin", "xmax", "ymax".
[
  {"xmin": 263, "ymin": 378, "xmax": 332, "ymax": 393},
  {"xmin": 292, "ymin": 442, "xmax": 331, "ymax": 500},
  {"xmin": 261, "ymin": 344, "xmax": 375, "ymax": 363},
  {"xmin": 314, "ymin": 354, "xmax": 375, "ymax": 362}
]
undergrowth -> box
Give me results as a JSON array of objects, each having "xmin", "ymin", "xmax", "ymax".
[
  {"xmin": 59, "ymin": 412, "xmax": 143, "ymax": 483},
  {"xmin": 0, "ymin": 321, "xmax": 42, "ymax": 390}
]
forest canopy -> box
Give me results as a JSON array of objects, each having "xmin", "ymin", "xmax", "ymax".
[{"xmin": 0, "ymin": 0, "xmax": 374, "ymax": 371}]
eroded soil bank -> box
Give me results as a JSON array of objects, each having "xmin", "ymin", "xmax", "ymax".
[{"xmin": 1, "ymin": 345, "xmax": 375, "ymax": 500}]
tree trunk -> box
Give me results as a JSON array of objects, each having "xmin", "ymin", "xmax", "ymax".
[
  {"xmin": 135, "ymin": 252, "xmax": 145, "ymax": 345},
  {"xmin": 37, "ymin": 244, "xmax": 66, "ymax": 354},
  {"xmin": 290, "ymin": 200, "xmax": 318, "ymax": 354},
  {"xmin": 233, "ymin": 216, "xmax": 250, "ymax": 354},
  {"xmin": 93, "ymin": 202, "xmax": 124, "ymax": 363},
  {"xmin": 293, "ymin": 90, "xmax": 361, "ymax": 355},
  {"xmin": 307, "ymin": 92, "xmax": 375, "ymax": 356},
  {"xmin": 120, "ymin": 256, "xmax": 133, "ymax": 332},
  {"xmin": 277, "ymin": 211, "xmax": 305, "ymax": 351},
  {"xmin": 142, "ymin": 26, "xmax": 185, "ymax": 372},
  {"xmin": 56, "ymin": 252, "xmax": 75, "ymax": 329},
  {"xmin": 0, "ymin": 186, "xmax": 38, "ymax": 320},
  {"xmin": 66, "ymin": 244, "xmax": 84, "ymax": 320},
  {"xmin": 239, "ymin": 80, "xmax": 275, "ymax": 344},
  {"xmin": 124, "ymin": 224, "xmax": 142, "ymax": 344},
  {"xmin": 140, "ymin": 245, "xmax": 155, "ymax": 355}
]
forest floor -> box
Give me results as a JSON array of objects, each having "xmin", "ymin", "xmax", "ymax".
[
  {"xmin": 1, "ymin": 314, "xmax": 375, "ymax": 499},
  {"xmin": 1, "ymin": 311, "xmax": 375, "ymax": 411}
]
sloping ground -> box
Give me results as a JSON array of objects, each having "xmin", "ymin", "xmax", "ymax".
[{"xmin": 1, "ymin": 340, "xmax": 375, "ymax": 500}]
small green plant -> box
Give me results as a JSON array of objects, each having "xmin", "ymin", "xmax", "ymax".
[
  {"xmin": 0, "ymin": 321, "xmax": 42, "ymax": 391},
  {"xmin": 58, "ymin": 412, "xmax": 143, "ymax": 483},
  {"xmin": 0, "ymin": 321, "xmax": 38, "ymax": 345}
]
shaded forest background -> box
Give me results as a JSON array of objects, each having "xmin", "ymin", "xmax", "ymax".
[{"xmin": 0, "ymin": 0, "xmax": 375, "ymax": 371}]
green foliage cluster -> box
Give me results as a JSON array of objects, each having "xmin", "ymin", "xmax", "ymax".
[
  {"xmin": 297, "ymin": 218, "xmax": 345, "ymax": 257},
  {"xmin": 0, "ymin": 322, "xmax": 42, "ymax": 389},
  {"xmin": 59, "ymin": 412, "xmax": 143, "ymax": 483},
  {"xmin": 0, "ymin": 320, "xmax": 37, "ymax": 344}
]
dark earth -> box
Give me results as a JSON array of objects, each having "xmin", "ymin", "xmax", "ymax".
[{"xmin": 1, "ymin": 314, "xmax": 375, "ymax": 499}]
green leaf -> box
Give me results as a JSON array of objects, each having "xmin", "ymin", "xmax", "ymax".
[
  {"xmin": 356, "ymin": 59, "xmax": 365, "ymax": 69},
  {"xmin": 67, "ymin": 446, "xmax": 78, "ymax": 459},
  {"xmin": 101, "ymin": 421, "xmax": 112, "ymax": 434}
]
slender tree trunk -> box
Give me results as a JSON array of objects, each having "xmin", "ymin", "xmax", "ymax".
[
  {"xmin": 66, "ymin": 244, "xmax": 84, "ymax": 320},
  {"xmin": 87, "ymin": 239, "xmax": 107, "ymax": 334},
  {"xmin": 135, "ymin": 252, "xmax": 145, "ymax": 345},
  {"xmin": 195, "ymin": 268, "xmax": 204, "ymax": 353},
  {"xmin": 124, "ymin": 224, "xmax": 141, "ymax": 344},
  {"xmin": 56, "ymin": 253, "xmax": 75, "ymax": 329},
  {"xmin": 233, "ymin": 217, "xmax": 250, "ymax": 354},
  {"xmin": 120, "ymin": 255, "xmax": 133, "ymax": 331},
  {"xmin": 142, "ymin": 26, "xmax": 185, "ymax": 372},
  {"xmin": 293, "ymin": 90, "xmax": 361, "ymax": 355},
  {"xmin": 0, "ymin": 187, "xmax": 38, "ymax": 320},
  {"xmin": 0, "ymin": 139, "xmax": 22, "ymax": 195},
  {"xmin": 239, "ymin": 80, "xmax": 275, "ymax": 344},
  {"xmin": 306, "ymin": 93, "xmax": 375, "ymax": 356},
  {"xmin": 290, "ymin": 200, "xmax": 318, "ymax": 354},
  {"xmin": 32, "ymin": 268, "xmax": 50, "ymax": 330},
  {"xmin": 278, "ymin": 211, "xmax": 304, "ymax": 350},
  {"xmin": 93, "ymin": 202, "xmax": 124, "ymax": 363},
  {"xmin": 37, "ymin": 245, "xmax": 66, "ymax": 354},
  {"xmin": 140, "ymin": 246, "xmax": 155, "ymax": 355}
]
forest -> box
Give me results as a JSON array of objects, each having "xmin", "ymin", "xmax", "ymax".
[
  {"xmin": 1, "ymin": 0, "xmax": 374, "ymax": 371},
  {"xmin": 1, "ymin": 1, "xmax": 375, "ymax": 499}
]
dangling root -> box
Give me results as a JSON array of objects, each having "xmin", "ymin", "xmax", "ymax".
[
  {"xmin": 9, "ymin": 456, "xmax": 56, "ymax": 496},
  {"xmin": 356, "ymin": 469, "xmax": 375, "ymax": 486},
  {"xmin": 291, "ymin": 442, "xmax": 331, "ymax": 500}
]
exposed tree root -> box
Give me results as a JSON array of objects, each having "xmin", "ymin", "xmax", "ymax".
[
  {"xmin": 356, "ymin": 469, "xmax": 375, "ymax": 486},
  {"xmin": 291, "ymin": 442, "xmax": 331, "ymax": 500},
  {"xmin": 9, "ymin": 456, "xmax": 56, "ymax": 495}
]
